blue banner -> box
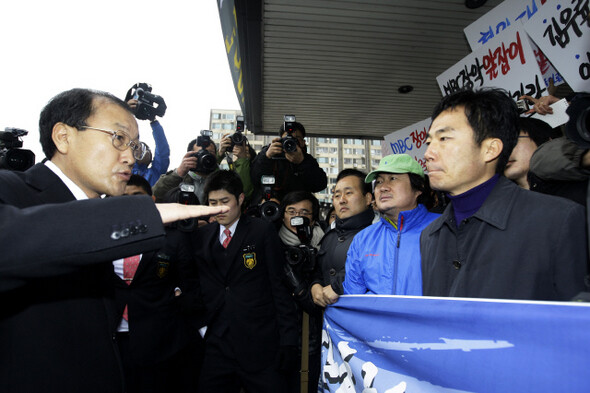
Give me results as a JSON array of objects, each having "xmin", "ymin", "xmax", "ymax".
[{"xmin": 321, "ymin": 295, "xmax": 590, "ymax": 393}]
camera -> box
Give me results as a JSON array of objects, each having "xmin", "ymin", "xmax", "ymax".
[
  {"xmin": 283, "ymin": 216, "xmax": 318, "ymax": 297},
  {"xmin": 564, "ymin": 93, "xmax": 590, "ymax": 148},
  {"xmin": 125, "ymin": 83, "xmax": 167, "ymax": 121},
  {"xmin": 245, "ymin": 176, "xmax": 281, "ymax": 222},
  {"xmin": 230, "ymin": 115, "xmax": 247, "ymax": 150},
  {"xmin": 273, "ymin": 115, "xmax": 299, "ymax": 160},
  {"xmin": 172, "ymin": 183, "xmax": 204, "ymax": 232},
  {"xmin": 0, "ymin": 127, "xmax": 35, "ymax": 171},
  {"xmin": 193, "ymin": 130, "xmax": 218, "ymax": 174}
]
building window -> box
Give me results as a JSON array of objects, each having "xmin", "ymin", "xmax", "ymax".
[
  {"xmin": 222, "ymin": 123, "xmax": 233, "ymax": 130},
  {"xmin": 212, "ymin": 113, "xmax": 221, "ymax": 120},
  {"xmin": 212, "ymin": 123, "xmax": 221, "ymax": 129}
]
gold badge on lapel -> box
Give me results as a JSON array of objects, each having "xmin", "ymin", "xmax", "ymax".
[
  {"xmin": 243, "ymin": 252, "xmax": 257, "ymax": 270},
  {"xmin": 156, "ymin": 253, "xmax": 171, "ymax": 278}
]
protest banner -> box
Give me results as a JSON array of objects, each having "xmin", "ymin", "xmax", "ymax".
[
  {"xmin": 523, "ymin": 0, "xmax": 590, "ymax": 92},
  {"xmin": 381, "ymin": 118, "xmax": 431, "ymax": 172},
  {"xmin": 463, "ymin": 0, "xmax": 564, "ymax": 88},
  {"xmin": 437, "ymin": 25, "xmax": 547, "ymax": 100},
  {"xmin": 321, "ymin": 295, "xmax": 590, "ymax": 393}
]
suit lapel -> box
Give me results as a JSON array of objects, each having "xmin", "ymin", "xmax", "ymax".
[{"xmin": 25, "ymin": 163, "xmax": 77, "ymax": 203}]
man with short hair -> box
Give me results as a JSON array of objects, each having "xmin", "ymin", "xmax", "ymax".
[
  {"xmin": 311, "ymin": 169, "xmax": 374, "ymax": 307},
  {"xmin": 0, "ymin": 88, "xmax": 226, "ymax": 393},
  {"xmin": 421, "ymin": 88, "xmax": 587, "ymax": 300},
  {"xmin": 191, "ymin": 170, "xmax": 298, "ymax": 393},
  {"xmin": 343, "ymin": 154, "xmax": 439, "ymax": 295},
  {"xmin": 251, "ymin": 121, "xmax": 327, "ymax": 201}
]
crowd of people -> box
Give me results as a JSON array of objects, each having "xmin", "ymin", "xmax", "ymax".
[{"xmin": 0, "ymin": 86, "xmax": 588, "ymax": 393}]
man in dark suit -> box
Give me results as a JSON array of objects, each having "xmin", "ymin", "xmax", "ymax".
[
  {"xmin": 113, "ymin": 175, "xmax": 203, "ymax": 393},
  {"xmin": 192, "ymin": 170, "xmax": 299, "ymax": 393},
  {"xmin": 0, "ymin": 88, "xmax": 227, "ymax": 393}
]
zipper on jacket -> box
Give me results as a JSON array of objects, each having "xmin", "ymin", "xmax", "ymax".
[{"xmin": 393, "ymin": 215, "xmax": 404, "ymax": 294}]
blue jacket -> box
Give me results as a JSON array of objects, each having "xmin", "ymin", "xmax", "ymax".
[
  {"xmin": 133, "ymin": 121, "xmax": 170, "ymax": 186},
  {"xmin": 343, "ymin": 204, "xmax": 439, "ymax": 295}
]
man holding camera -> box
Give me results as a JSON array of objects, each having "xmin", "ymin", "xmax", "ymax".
[
  {"xmin": 153, "ymin": 132, "xmax": 218, "ymax": 204},
  {"xmin": 251, "ymin": 119, "xmax": 327, "ymax": 202}
]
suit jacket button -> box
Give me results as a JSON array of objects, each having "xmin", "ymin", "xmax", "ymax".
[
  {"xmin": 329, "ymin": 268, "xmax": 336, "ymax": 276},
  {"xmin": 120, "ymin": 228, "xmax": 130, "ymax": 238},
  {"xmin": 452, "ymin": 260, "xmax": 462, "ymax": 270},
  {"xmin": 138, "ymin": 224, "xmax": 148, "ymax": 233},
  {"xmin": 111, "ymin": 231, "xmax": 121, "ymax": 240}
]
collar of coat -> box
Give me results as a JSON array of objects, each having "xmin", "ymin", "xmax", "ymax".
[{"xmin": 430, "ymin": 176, "xmax": 518, "ymax": 232}]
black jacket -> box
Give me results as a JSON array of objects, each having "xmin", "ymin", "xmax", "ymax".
[
  {"xmin": 191, "ymin": 216, "xmax": 298, "ymax": 372},
  {"xmin": 250, "ymin": 145, "xmax": 328, "ymax": 202},
  {"xmin": 421, "ymin": 176, "xmax": 588, "ymax": 300},
  {"xmin": 313, "ymin": 208, "xmax": 375, "ymax": 295},
  {"xmin": 110, "ymin": 228, "xmax": 201, "ymax": 366},
  {"xmin": 0, "ymin": 164, "xmax": 165, "ymax": 393}
]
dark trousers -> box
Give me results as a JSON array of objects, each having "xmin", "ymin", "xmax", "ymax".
[
  {"xmin": 117, "ymin": 332, "xmax": 203, "ymax": 393},
  {"xmin": 198, "ymin": 334, "xmax": 286, "ymax": 393}
]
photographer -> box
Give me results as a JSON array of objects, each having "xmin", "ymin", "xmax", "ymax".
[
  {"xmin": 217, "ymin": 132, "xmax": 255, "ymax": 206},
  {"xmin": 528, "ymin": 93, "xmax": 590, "ymax": 207},
  {"xmin": 251, "ymin": 119, "xmax": 327, "ymax": 202},
  {"xmin": 152, "ymin": 133, "xmax": 218, "ymax": 204},
  {"xmin": 278, "ymin": 190, "xmax": 324, "ymax": 393},
  {"xmin": 127, "ymin": 99, "xmax": 170, "ymax": 187}
]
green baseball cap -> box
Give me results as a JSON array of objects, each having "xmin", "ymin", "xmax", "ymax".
[{"xmin": 365, "ymin": 154, "xmax": 424, "ymax": 183}]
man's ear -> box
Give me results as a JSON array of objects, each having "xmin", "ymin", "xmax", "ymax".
[
  {"xmin": 238, "ymin": 192, "xmax": 245, "ymax": 207},
  {"xmin": 364, "ymin": 192, "xmax": 373, "ymax": 207},
  {"xmin": 52, "ymin": 122, "xmax": 73, "ymax": 155},
  {"xmin": 483, "ymin": 138, "xmax": 503, "ymax": 164}
]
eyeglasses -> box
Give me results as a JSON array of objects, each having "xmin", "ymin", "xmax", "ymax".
[
  {"xmin": 286, "ymin": 208, "xmax": 312, "ymax": 217},
  {"xmin": 79, "ymin": 126, "xmax": 146, "ymax": 160}
]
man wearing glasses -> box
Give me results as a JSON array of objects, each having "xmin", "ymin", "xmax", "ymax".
[{"xmin": 0, "ymin": 88, "xmax": 227, "ymax": 393}]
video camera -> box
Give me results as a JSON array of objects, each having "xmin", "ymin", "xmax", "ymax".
[
  {"xmin": 192, "ymin": 130, "xmax": 218, "ymax": 174},
  {"xmin": 273, "ymin": 115, "xmax": 299, "ymax": 160},
  {"xmin": 284, "ymin": 216, "xmax": 318, "ymax": 297},
  {"xmin": 229, "ymin": 115, "xmax": 247, "ymax": 150},
  {"xmin": 0, "ymin": 127, "xmax": 35, "ymax": 171},
  {"xmin": 125, "ymin": 83, "xmax": 167, "ymax": 121},
  {"xmin": 245, "ymin": 175, "xmax": 281, "ymax": 222}
]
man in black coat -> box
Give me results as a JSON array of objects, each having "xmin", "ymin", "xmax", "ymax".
[
  {"xmin": 421, "ymin": 88, "xmax": 587, "ymax": 300},
  {"xmin": 0, "ymin": 88, "xmax": 226, "ymax": 393},
  {"xmin": 111, "ymin": 175, "xmax": 203, "ymax": 393},
  {"xmin": 250, "ymin": 120, "xmax": 327, "ymax": 202},
  {"xmin": 310, "ymin": 169, "xmax": 375, "ymax": 307},
  {"xmin": 192, "ymin": 170, "xmax": 299, "ymax": 393}
]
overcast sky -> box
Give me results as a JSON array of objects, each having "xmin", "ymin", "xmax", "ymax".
[{"xmin": 0, "ymin": 0, "xmax": 240, "ymax": 167}]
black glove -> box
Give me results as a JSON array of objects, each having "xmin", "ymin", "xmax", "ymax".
[{"xmin": 277, "ymin": 345, "xmax": 299, "ymax": 373}]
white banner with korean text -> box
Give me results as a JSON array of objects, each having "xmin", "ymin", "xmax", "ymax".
[
  {"xmin": 523, "ymin": 0, "xmax": 590, "ymax": 92},
  {"xmin": 464, "ymin": 0, "xmax": 565, "ymax": 87},
  {"xmin": 437, "ymin": 25, "xmax": 547, "ymax": 100},
  {"xmin": 381, "ymin": 118, "xmax": 431, "ymax": 173}
]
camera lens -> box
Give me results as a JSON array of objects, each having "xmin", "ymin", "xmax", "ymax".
[
  {"xmin": 283, "ymin": 137, "xmax": 298, "ymax": 153},
  {"xmin": 286, "ymin": 246, "xmax": 304, "ymax": 265},
  {"xmin": 260, "ymin": 200, "xmax": 280, "ymax": 222},
  {"xmin": 231, "ymin": 132, "xmax": 244, "ymax": 145}
]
